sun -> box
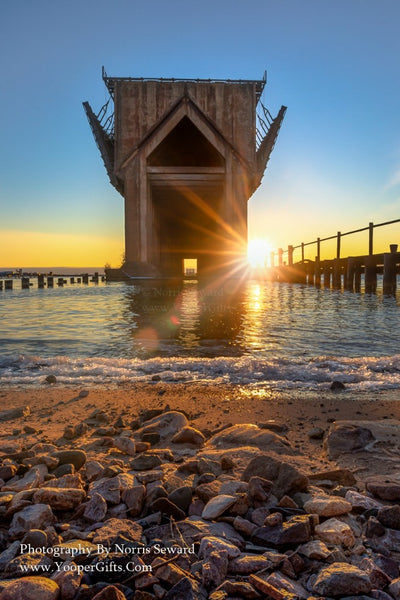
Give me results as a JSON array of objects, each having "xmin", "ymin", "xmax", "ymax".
[{"xmin": 247, "ymin": 238, "xmax": 273, "ymax": 268}]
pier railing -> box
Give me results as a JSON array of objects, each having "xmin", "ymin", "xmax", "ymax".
[{"xmin": 270, "ymin": 218, "xmax": 400, "ymax": 294}]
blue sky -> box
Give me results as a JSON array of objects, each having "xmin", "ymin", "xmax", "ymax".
[{"xmin": 1, "ymin": 0, "xmax": 400, "ymax": 265}]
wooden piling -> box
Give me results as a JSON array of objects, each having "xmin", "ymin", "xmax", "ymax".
[
  {"xmin": 345, "ymin": 258, "xmax": 355, "ymax": 291},
  {"xmin": 354, "ymin": 260, "xmax": 362, "ymax": 292},
  {"xmin": 70, "ymin": 277, "xmax": 75, "ymax": 284},
  {"xmin": 365, "ymin": 256, "xmax": 377, "ymax": 293},
  {"xmin": 21, "ymin": 277, "xmax": 30, "ymax": 289},
  {"xmin": 77, "ymin": 277, "xmax": 81, "ymax": 283},
  {"xmin": 323, "ymin": 262, "xmax": 331, "ymax": 288},
  {"xmin": 288, "ymin": 246, "xmax": 294, "ymax": 267},
  {"xmin": 333, "ymin": 259, "xmax": 341, "ymax": 289},
  {"xmin": 383, "ymin": 251, "xmax": 398, "ymax": 295},
  {"xmin": 47, "ymin": 276, "xmax": 54, "ymax": 287},
  {"xmin": 5, "ymin": 280, "xmax": 13, "ymax": 290},
  {"xmin": 57, "ymin": 278, "xmax": 64, "ymax": 287},
  {"xmin": 0, "ymin": 281, "xmax": 3, "ymax": 290},
  {"xmin": 38, "ymin": 274, "xmax": 45, "ymax": 288},
  {"xmin": 314, "ymin": 257, "xmax": 321, "ymax": 287},
  {"xmin": 83, "ymin": 274, "xmax": 89, "ymax": 284}
]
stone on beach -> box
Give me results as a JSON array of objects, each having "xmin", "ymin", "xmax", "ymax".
[
  {"xmin": 9, "ymin": 503, "xmax": 54, "ymax": 537},
  {"xmin": 0, "ymin": 406, "xmax": 30, "ymax": 421},
  {"xmin": 33, "ymin": 487, "xmax": 85, "ymax": 510},
  {"xmin": 52, "ymin": 449, "xmax": 87, "ymax": 470},
  {"xmin": 83, "ymin": 491, "xmax": 108, "ymax": 521},
  {"xmin": 313, "ymin": 562, "xmax": 372, "ymax": 596},
  {"xmin": 202, "ymin": 494, "xmax": 237, "ymax": 520},
  {"xmin": 207, "ymin": 423, "xmax": 293, "ymax": 453},
  {"xmin": 172, "ymin": 426, "xmax": 205, "ymax": 445},
  {"xmin": 303, "ymin": 493, "xmax": 352, "ymax": 516},
  {"xmin": 0, "ymin": 576, "xmax": 60, "ymax": 600},
  {"xmin": 315, "ymin": 517, "xmax": 355, "ymax": 547},
  {"xmin": 114, "ymin": 435, "xmax": 136, "ymax": 456},
  {"xmin": 324, "ymin": 422, "xmax": 375, "ymax": 459},
  {"xmin": 242, "ymin": 454, "xmax": 308, "ymax": 499}
]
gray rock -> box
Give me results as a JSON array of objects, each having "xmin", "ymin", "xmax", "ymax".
[
  {"xmin": 21, "ymin": 529, "xmax": 48, "ymax": 547},
  {"xmin": 202, "ymin": 549, "xmax": 228, "ymax": 588},
  {"xmin": 152, "ymin": 497, "xmax": 186, "ymax": 521},
  {"xmin": 9, "ymin": 504, "xmax": 54, "ymax": 537},
  {"xmin": 122, "ymin": 485, "xmax": 146, "ymax": 517},
  {"xmin": 251, "ymin": 515, "xmax": 312, "ymax": 548},
  {"xmin": 207, "ymin": 423, "xmax": 292, "ymax": 453},
  {"xmin": 172, "ymin": 426, "xmax": 205, "ymax": 446},
  {"xmin": 377, "ymin": 505, "xmax": 400, "ymax": 530},
  {"xmin": 32, "ymin": 487, "xmax": 85, "ymax": 510},
  {"xmin": 325, "ymin": 423, "xmax": 375, "ymax": 459},
  {"xmin": 242, "ymin": 454, "xmax": 308, "ymax": 499},
  {"xmin": 0, "ymin": 406, "xmax": 30, "ymax": 421},
  {"xmin": 52, "ymin": 449, "xmax": 87, "ymax": 470},
  {"xmin": 202, "ymin": 494, "xmax": 237, "ymax": 520},
  {"xmin": 0, "ymin": 576, "xmax": 59, "ymax": 600},
  {"xmin": 130, "ymin": 454, "xmax": 162, "ymax": 470},
  {"xmin": 199, "ymin": 536, "xmax": 241, "ymax": 560},
  {"xmin": 313, "ymin": 562, "xmax": 372, "ymax": 596},
  {"xmin": 91, "ymin": 518, "xmax": 142, "ymax": 545},
  {"xmin": 168, "ymin": 486, "xmax": 192, "ymax": 512},
  {"xmin": 84, "ymin": 492, "xmax": 108, "ymax": 522}
]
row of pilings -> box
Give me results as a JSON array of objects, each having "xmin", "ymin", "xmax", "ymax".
[
  {"xmin": 0, "ymin": 273, "xmax": 105, "ymax": 290},
  {"xmin": 271, "ymin": 249, "xmax": 400, "ymax": 294}
]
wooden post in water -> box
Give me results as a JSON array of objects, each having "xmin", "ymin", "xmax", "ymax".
[
  {"xmin": 323, "ymin": 262, "xmax": 331, "ymax": 288},
  {"xmin": 314, "ymin": 256, "xmax": 321, "ymax": 287},
  {"xmin": 70, "ymin": 277, "xmax": 75, "ymax": 284},
  {"xmin": 365, "ymin": 256, "xmax": 377, "ymax": 293},
  {"xmin": 5, "ymin": 280, "xmax": 13, "ymax": 290},
  {"xmin": 354, "ymin": 260, "xmax": 362, "ymax": 292},
  {"xmin": 288, "ymin": 245, "xmax": 294, "ymax": 267},
  {"xmin": 383, "ymin": 245, "xmax": 398, "ymax": 294},
  {"xmin": 57, "ymin": 277, "xmax": 64, "ymax": 287},
  {"xmin": 345, "ymin": 258, "xmax": 355, "ymax": 291},
  {"xmin": 83, "ymin": 274, "xmax": 89, "ymax": 284},
  {"xmin": 38, "ymin": 274, "xmax": 45, "ymax": 288},
  {"xmin": 47, "ymin": 276, "xmax": 54, "ymax": 287},
  {"xmin": 369, "ymin": 222, "xmax": 374, "ymax": 256},
  {"xmin": 77, "ymin": 277, "xmax": 81, "ymax": 283},
  {"xmin": 21, "ymin": 277, "xmax": 30, "ymax": 289},
  {"xmin": 333, "ymin": 259, "xmax": 341, "ymax": 289},
  {"xmin": 0, "ymin": 281, "xmax": 3, "ymax": 290}
]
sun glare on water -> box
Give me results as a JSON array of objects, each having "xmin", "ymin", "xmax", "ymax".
[{"xmin": 247, "ymin": 238, "xmax": 273, "ymax": 268}]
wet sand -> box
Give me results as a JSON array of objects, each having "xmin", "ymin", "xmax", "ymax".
[{"xmin": 1, "ymin": 384, "xmax": 399, "ymax": 473}]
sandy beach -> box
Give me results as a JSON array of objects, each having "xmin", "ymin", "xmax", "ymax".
[{"xmin": 1, "ymin": 383, "xmax": 400, "ymax": 475}]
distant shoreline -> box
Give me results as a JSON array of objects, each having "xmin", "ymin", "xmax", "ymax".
[{"xmin": 0, "ymin": 267, "xmax": 105, "ymax": 275}]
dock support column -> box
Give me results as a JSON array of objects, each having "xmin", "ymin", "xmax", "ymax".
[
  {"xmin": 354, "ymin": 260, "xmax": 362, "ymax": 293},
  {"xmin": 47, "ymin": 276, "xmax": 54, "ymax": 287},
  {"xmin": 383, "ymin": 251, "xmax": 397, "ymax": 295},
  {"xmin": 38, "ymin": 274, "xmax": 45, "ymax": 288},
  {"xmin": 21, "ymin": 277, "xmax": 30, "ymax": 289},
  {"xmin": 345, "ymin": 258, "xmax": 355, "ymax": 291},
  {"xmin": 5, "ymin": 280, "xmax": 13, "ymax": 290},
  {"xmin": 333, "ymin": 259, "xmax": 341, "ymax": 289},
  {"xmin": 365, "ymin": 256, "xmax": 377, "ymax": 293},
  {"xmin": 314, "ymin": 257, "xmax": 321, "ymax": 287},
  {"xmin": 323, "ymin": 262, "xmax": 331, "ymax": 288}
]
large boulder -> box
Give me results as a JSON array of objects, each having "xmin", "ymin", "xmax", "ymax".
[
  {"xmin": 324, "ymin": 422, "xmax": 375, "ymax": 459},
  {"xmin": 313, "ymin": 562, "xmax": 372, "ymax": 596},
  {"xmin": 241, "ymin": 454, "xmax": 308, "ymax": 499}
]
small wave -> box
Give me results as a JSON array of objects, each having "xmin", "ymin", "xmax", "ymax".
[{"xmin": 2, "ymin": 354, "xmax": 400, "ymax": 391}]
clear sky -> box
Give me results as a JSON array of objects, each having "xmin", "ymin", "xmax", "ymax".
[{"xmin": 1, "ymin": 0, "xmax": 400, "ymax": 267}]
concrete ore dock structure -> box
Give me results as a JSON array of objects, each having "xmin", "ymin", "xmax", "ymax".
[{"xmin": 84, "ymin": 68, "xmax": 286, "ymax": 280}]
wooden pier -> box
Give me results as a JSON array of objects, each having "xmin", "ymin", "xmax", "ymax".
[
  {"xmin": 0, "ymin": 273, "xmax": 105, "ymax": 291},
  {"xmin": 270, "ymin": 219, "xmax": 400, "ymax": 294}
]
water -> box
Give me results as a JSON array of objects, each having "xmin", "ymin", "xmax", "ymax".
[{"xmin": 1, "ymin": 278, "xmax": 400, "ymax": 390}]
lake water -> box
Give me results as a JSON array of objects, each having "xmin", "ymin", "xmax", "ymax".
[{"xmin": 1, "ymin": 278, "xmax": 400, "ymax": 390}]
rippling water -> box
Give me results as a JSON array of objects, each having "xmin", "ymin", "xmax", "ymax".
[{"xmin": 1, "ymin": 279, "xmax": 400, "ymax": 389}]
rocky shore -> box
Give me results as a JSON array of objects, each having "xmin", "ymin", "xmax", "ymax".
[{"xmin": 1, "ymin": 387, "xmax": 400, "ymax": 599}]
